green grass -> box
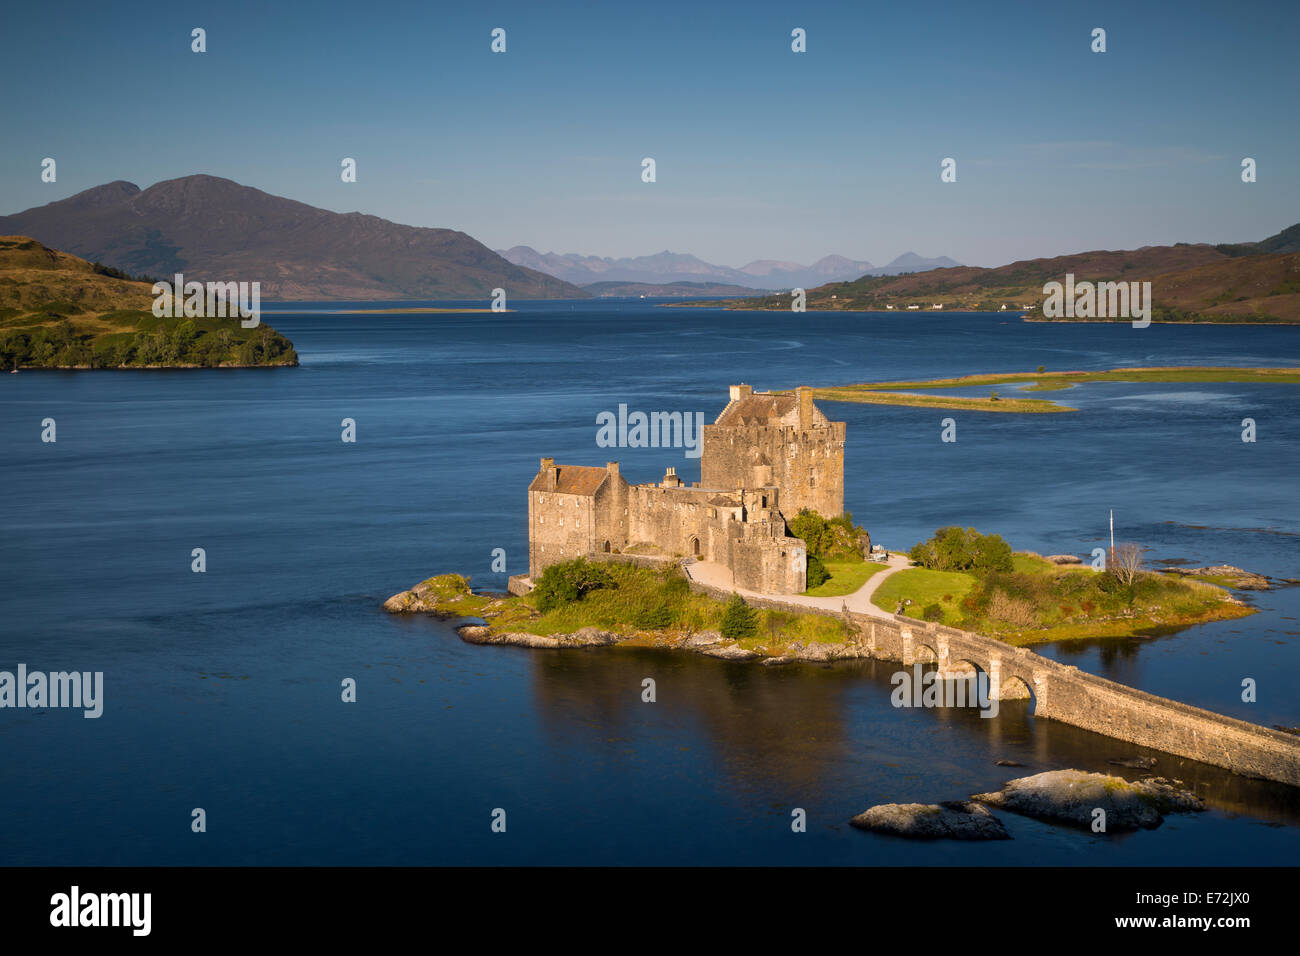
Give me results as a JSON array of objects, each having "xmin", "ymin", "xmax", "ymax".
[
  {"xmin": 499, "ymin": 564, "xmax": 856, "ymax": 648},
  {"xmin": 804, "ymin": 559, "xmax": 886, "ymax": 596},
  {"xmin": 813, "ymin": 387, "xmax": 1069, "ymax": 414},
  {"xmin": 871, "ymin": 568, "xmax": 976, "ymax": 625},
  {"xmin": 1011, "ymin": 552, "xmax": 1059, "ymax": 574},
  {"xmin": 807, "ymin": 367, "xmax": 1300, "ymax": 414}
]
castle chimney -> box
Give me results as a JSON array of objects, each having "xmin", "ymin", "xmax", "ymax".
[
  {"xmin": 729, "ymin": 383, "xmax": 753, "ymax": 402},
  {"xmin": 606, "ymin": 461, "xmax": 620, "ymax": 479},
  {"xmin": 540, "ymin": 456, "xmax": 557, "ymax": 491},
  {"xmin": 797, "ymin": 386, "xmax": 813, "ymax": 429}
]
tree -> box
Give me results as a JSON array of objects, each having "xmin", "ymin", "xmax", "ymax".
[
  {"xmin": 719, "ymin": 594, "xmax": 758, "ymax": 641},
  {"xmin": 909, "ymin": 527, "xmax": 1013, "ymax": 573},
  {"xmin": 532, "ymin": 558, "xmax": 613, "ymax": 613},
  {"xmin": 1108, "ymin": 542, "xmax": 1146, "ymax": 600}
]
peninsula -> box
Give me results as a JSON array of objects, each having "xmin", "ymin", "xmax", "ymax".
[{"xmin": 0, "ymin": 236, "xmax": 296, "ymax": 369}]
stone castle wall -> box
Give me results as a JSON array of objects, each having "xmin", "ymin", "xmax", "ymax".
[{"xmin": 700, "ymin": 421, "xmax": 846, "ymax": 518}]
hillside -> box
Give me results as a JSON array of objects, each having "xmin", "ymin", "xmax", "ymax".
[
  {"xmin": 679, "ymin": 223, "xmax": 1300, "ymax": 323},
  {"xmin": 0, "ymin": 236, "xmax": 296, "ymax": 369},
  {"xmin": 0, "ymin": 176, "xmax": 586, "ymax": 301}
]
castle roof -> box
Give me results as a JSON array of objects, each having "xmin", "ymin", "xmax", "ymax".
[
  {"xmin": 714, "ymin": 392, "xmax": 830, "ymax": 427},
  {"xmin": 528, "ymin": 464, "xmax": 609, "ymax": 496}
]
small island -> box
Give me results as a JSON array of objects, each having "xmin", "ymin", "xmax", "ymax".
[{"xmin": 798, "ymin": 366, "xmax": 1300, "ymax": 413}]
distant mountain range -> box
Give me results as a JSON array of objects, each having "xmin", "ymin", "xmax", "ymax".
[
  {"xmin": 0, "ymin": 176, "xmax": 586, "ymax": 300},
  {"xmin": 496, "ymin": 246, "xmax": 960, "ymax": 290},
  {"xmin": 689, "ymin": 224, "xmax": 1300, "ymax": 323},
  {"xmin": 584, "ymin": 280, "xmax": 774, "ymax": 297}
]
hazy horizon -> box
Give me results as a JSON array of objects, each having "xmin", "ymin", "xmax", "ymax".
[{"xmin": 2, "ymin": 0, "xmax": 1296, "ymax": 268}]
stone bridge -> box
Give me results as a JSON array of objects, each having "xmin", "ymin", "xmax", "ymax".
[{"xmin": 846, "ymin": 611, "xmax": 1300, "ymax": 788}]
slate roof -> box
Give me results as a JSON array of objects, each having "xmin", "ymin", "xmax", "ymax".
[
  {"xmin": 715, "ymin": 393, "xmax": 799, "ymax": 426},
  {"xmin": 528, "ymin": 464, "xmax": 609, "ymax": 496}
]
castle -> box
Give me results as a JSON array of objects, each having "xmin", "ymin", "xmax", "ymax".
[{"xmin": 520, "ymin": 385, "xmax": 847, "ymax": 595}]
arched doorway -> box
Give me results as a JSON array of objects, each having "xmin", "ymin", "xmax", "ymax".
[{"xmin": 689, "ymin": 536, "xmax": 701, "ymax": 558}]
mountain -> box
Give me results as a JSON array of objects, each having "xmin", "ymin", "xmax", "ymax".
[
  {"xmin": 495, "ymin": 247, "xmax": 960, "ymax": 290},
  {"xmin": 0, "ymin": 176, "xmax": 586, "ymax": 300},
  {"xmin": 683, "ymin": 223, "xmax": 1300, "ymax": 324},
  {"xmin": 881, "ymin": 252, "xmax": 962, "ymax": 272},
  {"xmin": 583, "ymin": 280, "xmax": 775, "ymax": 297},
  {"xmin": 0, "ymin": 235, "xmax": 296, "ymax": 369}
]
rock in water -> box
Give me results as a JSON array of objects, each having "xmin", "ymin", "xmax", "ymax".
[
  {"xmin": 456, "ymin": 626, "xmax": 620, "ymax": 649},
  {"xmin": 972, "ymin": 769, "xmax": 1204, "ymax": 832},
  {"xmin": 849, "ymin": 801, "xmax": 1011, "ymax": 840},
  {"xmin": 1107, "ymin": 756, "xmax": 1158, "ymax": 769},
  {"xmin": 995, "ymin": 759, "xmax": 1025, "ymax": 767}
]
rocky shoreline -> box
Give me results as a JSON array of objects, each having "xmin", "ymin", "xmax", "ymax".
[{"xmin": 851, "ymin": 770, "xmax": 1205, "ymax": 840}]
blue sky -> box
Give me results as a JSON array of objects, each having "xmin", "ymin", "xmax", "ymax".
[{"xmin": 1, "ymin": 0, "xmax": 1297, "ymax": 267}]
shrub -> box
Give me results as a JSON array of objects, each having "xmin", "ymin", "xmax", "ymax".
[
  {"xmin": 719, "ymin": 594, "xmax": 758, "ymax": 641},
  {"xmin": 921, "ymin": 603, "xmax": 944, "ymax": 622},
  {"xmin": 909, "ymin": 527, "xmax": 1013, "ymax": 573},
  {"xmin": 986, "ymin": 589, "xmax": 1036, "ymax": 628},
  {"xmin": 805, "ymin": 554, "xmax": 830, "ymax": 588},
  {"xmin": 633, "ymin": 601, "xmax": 673, "ymax": 629},
  {"xmin": 533, "ymin": 558, "xmax": 613, "ymax": 613}
]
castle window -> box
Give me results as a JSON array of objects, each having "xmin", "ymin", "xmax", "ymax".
[{"xmin": 539, "ymin": 517, "xmax": 544, "ymax": 524}]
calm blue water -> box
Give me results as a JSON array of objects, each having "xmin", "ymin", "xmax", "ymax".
[{"xmin": 2, "ymin": 301, "xmax": 1299, "ymax": 865}]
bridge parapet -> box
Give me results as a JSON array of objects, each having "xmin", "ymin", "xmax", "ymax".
[{"xmin": 846, "ymin": 610, "xmax": 1300, "ymax": 787}]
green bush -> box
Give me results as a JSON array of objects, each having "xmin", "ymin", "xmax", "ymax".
[
  {"xmin": 719, "ymin": 594, "xmax": 758, "ymax": 641},
  {"xmin": 909, "ymin": 527, "xmax": 1013, "ymax": 573},
  {"xmin": 921, "ymin": 603, "xmax": 944, "ymax": 622},
  {"xmin": 532, "ymin": 558, "xmax": 614, "ymax": 613},
  {"xmin": 805, "ymin": 554, "xmax": 830, "ymax": 588},
  {"xmin": 789, "ymin": 508, "xmax": 868, "ymax": 559},
  {"xmin": 633, "ymin": 600, "xmax": 673, "ymax": 629}
]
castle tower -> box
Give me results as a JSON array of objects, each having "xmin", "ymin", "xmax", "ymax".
[{"xmin": 702, "ymin": 384, "xmax": 845, "ymax": 518}]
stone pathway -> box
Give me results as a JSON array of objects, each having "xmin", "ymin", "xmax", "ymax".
[{"xmin": 684, "ymin": 552, "xmax": 912, "ymax": 619}]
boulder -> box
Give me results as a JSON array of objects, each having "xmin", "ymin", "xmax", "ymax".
[
  {"xmin": 850, "ymin": 801, "xmax": 1011, "ymax": 840},
  {"xmin": 456, "ymin": 626, "xmax": 620, "ymax": 649},
  {"xmin": 972, "ymin": 769, "xmax": 1204, "ymax": 832},
  {"xmin": 1161, "ymin": 565, "xmax": 1270, "ymax": 590},
  {"xmin": 1045, "ymin": 554, "xmax": 1082, "ymax": 565},
  {"xmin": 1107, "ymin": 756, "xmax": 1158, "ymax": 770}
]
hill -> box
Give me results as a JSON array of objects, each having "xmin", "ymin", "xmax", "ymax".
[
  {"xmin": 679, "ymin": 223, "xmax": 1300, "ymax": 323},
  {"xmin": 0, "ymin": 236, "xmax": 296, "ymax": 369},
  {"xmin": 0, "ymin": 176, "xmax": 586, "ymax": 301}
]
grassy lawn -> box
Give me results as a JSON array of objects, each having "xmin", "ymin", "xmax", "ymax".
[
  {"xmin": 1012, "ymin": 552, "xmax": 1059, "ymax": 574},
  {"xmin": 871, "ymin": 568, "xmax": 976, "ymax": 625},
  {"xmin": 804, "ymin": 559, "xmax": 887, "ymax": 597}
]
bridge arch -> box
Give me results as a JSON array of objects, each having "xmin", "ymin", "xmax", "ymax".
[
  {"xmin": 912, "ymin": 643, "xmax": 940, "ymax": 664},
  {"xmin": 998, "ymin": 674, "xmax": 1034, "ymax": 702}
]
